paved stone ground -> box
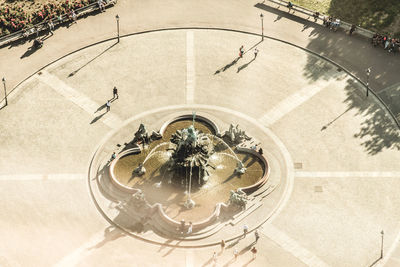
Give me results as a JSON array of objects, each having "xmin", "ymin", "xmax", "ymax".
[{"xmin": 0, "ymin": 1, "xmax": 399, "ymax": 267}]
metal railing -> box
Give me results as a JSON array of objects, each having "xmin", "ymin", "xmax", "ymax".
[
  {"xmin": 266, "ymin": 0, "xmax": 375, "ymax": 38},
  {"xmin": 0, "ymin": 0, "xmax": 117, "ymax": 47}
]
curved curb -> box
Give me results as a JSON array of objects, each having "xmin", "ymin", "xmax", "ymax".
[
  {"xmin": 102, "ymin": 113, "xmax": 271, "ymax": 235},
  {"xmin": 2, "ymin": 26, "xmax": 398, "ymax": 129},
  {"xmin": 87, "ymin": 104, "xmax": 294, "ymax": 248}
]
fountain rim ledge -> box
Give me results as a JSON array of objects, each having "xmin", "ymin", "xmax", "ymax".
[{"xmin": 107, "ymin": 114, "xmax": 270, "ymax": 232}]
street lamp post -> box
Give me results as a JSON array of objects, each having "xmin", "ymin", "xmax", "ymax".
[
  {"xmin": 260, "ymin": 13, "xmax": 264, "ymax": 41},
  {"xmin": 115, "ymin": 15, "xmax": 120, "ymax": 43},
  {"xmin": 381, "ymin": 230, "xmax": 384, "ymax": 259},
  {"xmin": 366, "ymin": 67, "xmax": 371, "ymax": 97},
  {"xmin": 2, "ymin": 77, "xmax": 7, "ymax": 107}
]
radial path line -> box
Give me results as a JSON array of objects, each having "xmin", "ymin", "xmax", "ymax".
[
  {"xmin": 0, "ymin": 173, "xmax": 85, "ymax": 181},
  {"xmin": 259, "ymin": 74, "xmax": 347, "ymax": 127},
  {"xmin": 185, "ymin": 249, "xmax": 194, "ymax": 267},
  {"xmin": 54, "ymin": 230, "xmax": 110, "ymax": 267},
  {"xmin": 36, "ymin": 71, "xmax": 123, "ymax": 128},
  {"xmin": 295, "ymin": 171, "xmax": 400, "ymax": 178},
  {"xmin": 262, "ymin": 224, "xmax": 329, "ymax": 267},
  {"xmin": 186, "ymin": 31, "xmax": 195, "ymax": 104}
]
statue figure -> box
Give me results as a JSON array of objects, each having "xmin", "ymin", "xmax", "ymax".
[
  {"xmin": 235, "ymin": 161, "xmax": 246, "ymax": 174},
  {"xmin": 184, "ymin": 198, "xmax": 195, "ymax": 209},
  {"xmin": 133, "ymin": 123, "xmax": 149, "ymax": 144},
  {"xmin": 131, "ymin": 190, "xmax": 149, "ymax": 208},
  {"xmin": 223, "ymin": 124, "xmax": 251, "ymax": 144},
  {"xmin": 134, "ymin": 163, "xmax": 146, "ymax": 176},
  {"xmin": 229, "ymin": 189, "xmax": 248, "ymax": 209},
  {"xmin": 150, "ymin": 130, "xmax": 162, "ymax": 140}
]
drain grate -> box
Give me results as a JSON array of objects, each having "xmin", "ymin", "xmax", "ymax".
[
  {"xmin": 294, "ymin": 162, "xmax": 303, "ymax": 169},
  {"xmin": 314, "ymin": 186, "xmax": 323, "ymax": 193}
]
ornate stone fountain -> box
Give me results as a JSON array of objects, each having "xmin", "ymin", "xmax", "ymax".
[{"xmin": 107, "ymin": 113, "xmax": 270, "ymax": 236}]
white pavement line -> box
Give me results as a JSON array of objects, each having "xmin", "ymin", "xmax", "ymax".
[
  {"xmin": 262, "ymin": 224, "xmax": 330, "ymax": 267},
  {"xmin": 0, "ymin": 173, "xmax": 85, "ymax": 181},
  {"xmin": 185, "ymin": 249, "xmax": 194, "ymax": 267},
  {"xmin": 54, "ymin": 230, "xmax": 108, "ymax": 267},
  {"xmin": 36, "ymin": 71, "xmax": 123, "ymax": 128},
  {"xmin": 258, "ymin": 75, "xmax": 347, "ymax": 127},
  {"xmin": 295, "ymin": 171, "xmax": 400, "ymax": 178},
  {"xmin": 186, "ymin": 31, "xmax": 195, "ymax": 104}
]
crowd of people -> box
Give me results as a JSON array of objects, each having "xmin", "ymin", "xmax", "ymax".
[
  {"xmin": 371, "ymin": 33, "xmax": 400, "ymax": 54},
  {"xmin": 322, "ymin": 16, "xmax": 341, "ymax": 32},
  {"xmin": 0, "ymin": 0, "xmax": 115, "ymax": 37},
  {"xmin": 283, "ymin": 2, "xmax": 399, "ymax": 55}
]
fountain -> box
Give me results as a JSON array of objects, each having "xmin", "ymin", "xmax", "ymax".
[{"xmin": 107, "ymin": 113, "xmax": 270, "ymax": 234}]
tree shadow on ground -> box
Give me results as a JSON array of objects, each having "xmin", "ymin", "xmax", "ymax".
[
  {"xmin": 343, "ymin": 80, "xmax": 400, "ymax": 155},
  {"xmin": 327, "ymin": 0, "xmax": 400, "ymax": 34},
  {"xmin": 265, "ymin": 2, "xmax": 400, "ymax": 155},
  {"xmin": 300, "ymin": 29, "xmax": 400, "ymax": 154}
]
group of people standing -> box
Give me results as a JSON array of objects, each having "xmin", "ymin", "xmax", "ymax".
[
  {"xmin": 371, "ymin": 33, "xmax": 400, "ymax": 54},
  {"xmin": 239, "ymin": 45, "xmax": 259, "ymax": 59},
  {"xmin": 211, "ymin": 226, "xmax": 260, "ymax": 265}
]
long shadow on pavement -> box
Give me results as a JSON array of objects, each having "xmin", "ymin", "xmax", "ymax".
[
  {"xmin": 255, "ymin": 2, "xmax": 400, "ymax": 154},
  {"xmin": 69, "ymin": 41, "xmax": 118, "ymax": 77}
]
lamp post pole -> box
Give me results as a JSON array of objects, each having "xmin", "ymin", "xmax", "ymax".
[
  {"xmin": 381, "ymin": 230, "xmax": 384, "ymax": 259},
  {"xmin": 366, "ymin": 67, "xmax": 371, "ymax": 97},
  {"xmin": 260, "ymin": 13, "xmax": 264, "ymax": 41},
  {"xmin": 2, "ymin": 77, "xmax": 7, "ymax": 107},
  {"xmin": 116, "ymin": 15, "xmax": 120, "ymax": 43}
]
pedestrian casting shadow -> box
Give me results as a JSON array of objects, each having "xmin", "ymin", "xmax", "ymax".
[
  {"xmin": 255, "ymin": 3, "xmax": 312, "ymax": 26},
  {"xmin": 20, "ymin": 43, "xmax": 41, "ymax": 59},
  {"xmin": 242, "ymin": 258, "xmax": 255, "ymax": 267},
  {"xmin": 201, "ymin": 256, "xmax": 214, "ymax": 267},
  {"xmin": 227, "ymin": 238, "xmax": 241, "ymax": 249},
  {"xmin": 158, "ymin": 239, "xmax": 174, "ymax": 252},
  {"xmin": 222, "ymin": 257, "xmax": 236, "ymax": 267},
  {"xmin": 215, "ymin": 57, "xmax": 240, "ymax": 74},
  {"xmin": 237, "ymin": 58, "xmax": 255, "ymax": 73},
  {"xmin": 239, "ymin": 244, "xmax": 253, "ymax": 255},
  {"xmin": 68, "ymin": 41, "xmax": 118, "ymax": 77},
  {"xmin": 87, "ymin": 226, "xmax": 125, "ymax": 250},
  {"xmin": 162, "ymin": 240, "xmax": 181, "ymax": 257},
  {"xmin": 90, "ymin": 110, "xmax": 107, "ymax": 124},
  {"xmin": 274, "ymin": 14, "xmax": 282, "ymax": 22}
]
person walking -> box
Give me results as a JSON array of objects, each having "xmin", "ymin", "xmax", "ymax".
[
  {"xmin": 220, "ymin": 240, "xmax": 226, "ymax": 253},
  {"xmin": 110, "ymin": 152, "xmax": 116, "ymax": 161},
  {"xmin": 243, "ymin": 224, "xmax": 249, "ymax": 238},
  {"xmin": 234, "ymin": 248, "xmax": 239, "ymax": 261},
  {"xmin": 254, "ymin": 229, "xmax": 260, "ymax": 242},
  {"xmin": 254, "ymin": 48, "xmax": 259, "ymax": 59},
  {"xmin": 48, "ymin": 20, "xmax": 54, "ymax": 34},
  {"xmin": 287, "ymin": 1, "xmax": 293, "ymax": 12},
  {"xmin": 349, "ymin": 24, "xmax": 356, "ymax": 35},
  {"xmin": 251, "ymin": 246, "xmax": 257, "ymax": 259},
  {"xmin": 212, "ymin": 252, "xmax": 217, "ymax": 265},
  {"xmin": 187, "ymin": 222, "xmax": 193, "ymax": 235},
  {"xmin": 106, "ymin": 100, "xmax": 111, "ymax": 112},
  {"xmin": 239, "ymin": 45, "xmax": 244, "ymax": 58},
  {"xmin": 113, "ymin": 86, "xmax": 118, "ymax": 99}
]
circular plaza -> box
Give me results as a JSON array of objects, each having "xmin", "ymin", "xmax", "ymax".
[{"xmin": 0, "ymin": 2, "xmax": 399, "ymax": 266}]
